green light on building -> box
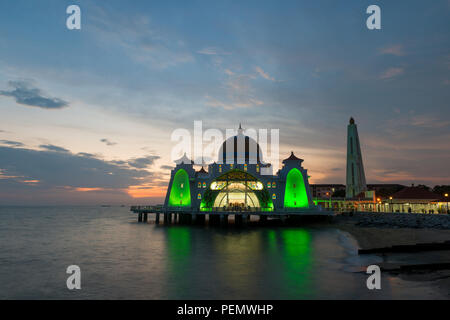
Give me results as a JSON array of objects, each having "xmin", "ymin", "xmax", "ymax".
[
  {"xmin": 168, "ymin": 169, "xmax": 191, "ymax": 207},
  {"xmin": 284, "ymin": 168, "xmax": 309, "ymax": 208}
]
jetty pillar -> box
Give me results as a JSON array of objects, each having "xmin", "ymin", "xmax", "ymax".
[
  {"xmin": 220, "ymin": 214, "xmax": 228, "ymax": 226},
  {"xmin": 259, "ymin": 215, "xmax": 267, "ymax": 224},
  {"xmin": 192, "ymin": 214, "xmax": 197, "ymax": 224},
  {"xmin": 209, "ymin": 214, "xmax": 220, "ymax": 225},
  {"xmin": 235, "ymin": 214, "xmax": 242, "ymax": 225},
  {"xmin": 197, "ymin": 214, "xmax": 205, "ymax": 225},
  {"xmin": 242, "ymin": 214, "xmax": 249, "ymax": 226},
  {"xmin": 156, "ymin": 213, "xmax": 160, "ymax": 224},
  {"xmin": 164, "ymin": 213, "xmax": 169, "ymax": 224},
  {"xmin": 168, "ymin": 213, "xmax": 173, "ymax": 223},
  {"xmin": 143, "ymin": 213, "xmax": 148, "ymax": 222},
  {"xmin": 138, "ymin": 212, "xmax": 143, "ymax": 222}
]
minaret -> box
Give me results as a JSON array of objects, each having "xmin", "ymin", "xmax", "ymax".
[{"xmin": 346, "ymin": 117, "xmax": 367, "ymax": 198}]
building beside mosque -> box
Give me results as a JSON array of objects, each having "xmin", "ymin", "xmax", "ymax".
[{"xmin": 163, "ymin": 125, "xmax": 316, "ymax": 213}]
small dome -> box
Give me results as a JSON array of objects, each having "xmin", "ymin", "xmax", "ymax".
[{"xmin": 218, "ymin": 126, "xmax": 263, "ymax": 164}]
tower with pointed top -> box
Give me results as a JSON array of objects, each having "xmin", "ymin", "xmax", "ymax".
[{"xmin": 346, "ymin": 117, "xmax": 367, "ymax": 198}]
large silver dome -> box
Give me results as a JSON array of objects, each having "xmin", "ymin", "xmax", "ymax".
[{"xmin": 217, "ymin": 127, "xmax": 263, "ymax": 164}]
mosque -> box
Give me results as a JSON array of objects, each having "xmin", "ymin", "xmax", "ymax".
[{"xmin": 163, "ymin": 125, "xmax": 316, "ymax": 213}]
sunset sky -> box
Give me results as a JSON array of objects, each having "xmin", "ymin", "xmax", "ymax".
[{"xmin": 1, "ymin": 0, "xmax": 449, "ymax": 205}]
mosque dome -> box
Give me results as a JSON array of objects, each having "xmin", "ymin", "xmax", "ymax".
[{"xmin": 218, "ymin": 124, "xmax": 263, "ymax": 164}]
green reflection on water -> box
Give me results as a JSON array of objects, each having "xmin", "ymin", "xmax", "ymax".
[
  {"xmin": 280, "ymin": 229, "xmax": 313, "ymax": 298},
  {"xmin": 167, "ymin": 227, "xmax": 191, "ymax": 257},
  {"xmin": 165, "ymin": 226, "xmax": 192, "ymax": 297},
  {"xmin": 164, "ymin": 226, "xmax": 314, "ymax": 299}
]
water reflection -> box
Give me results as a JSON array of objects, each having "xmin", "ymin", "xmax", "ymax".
[
  {"xmin": 163, "ymin": 227, "xmax": 314, "ymax": 299},
  {"xmin": 164, "ymin": 227, "xmax": 192, "ymax": 298},
  {"xmin": 279, "ymin": 230, "xmax": 313, "ymax": 298}
]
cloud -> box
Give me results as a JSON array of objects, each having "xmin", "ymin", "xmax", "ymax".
[
  {"xmin": 39, "ymin": 144, "xmax": 69, "ymax": 153},
  {"xmin": 409, "ymin": 115, "xmax": 450, "ymax": 128},
  {"xmin": 0, "ymin": 140, "xmax": 24, "ymax": 147},
  {"xmin": 379, "ymin": 67, "xmax": 404, "ymax": 80},
  {"xmin": 197, "ymin": 47, "xmax": 231, "ymax": 55},
  {"xmin": 0, "ymin": 80, "xmax": 68, "ymax": 109},
  {"xmin": 100, "ymin": 138, "xmax": 117, "ymax": 146},
  {"xmin": 128, "ymin": 155, "xmax": 160, "ymax": 168},
  {"xmin": 205, "ymin": 73, "xmax": 264, "ymax": 110},
  {"xmin": 379, "ymin": 44, "xmax": 405, "ymax": 56},
  {"xmin": 205, "ymin": 95, "xmax": 263, "ymax": 110},
  {"xmin": 77, "ymin": 152, "xmax": 96, "ymax": 158},
  {"xmin": 160, "ymin": 165, "xmax": 174, "ymax": 170},
  {"xmin": 0, "ymin": 145, "xmax": 153, "ymax": 192},
  {"xmin": 255, "ymin": 66, "xmax": 276, "ymax": 81},
  {"xmin": 224, "ymin": 69, "xmax": 235, "ymax": 76},
  {"xmin": 90, "ymin": 8, "xmax": 193, "ymax": 69}
]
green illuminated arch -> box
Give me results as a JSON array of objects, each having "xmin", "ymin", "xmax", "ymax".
[
  {"xmin": 284, "ymin": 168, "xmax": 309, "ymax": 208},
  {"xmin": 168, "ymin": 169, "xmax": 191, "ymax": 207}
]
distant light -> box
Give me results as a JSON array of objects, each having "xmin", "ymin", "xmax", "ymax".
[
  {"xmin": 389, "ymin": 196, "xmax": 393, "ymax": 200},
  {"xmin": 445, "ymin": 193, "xmax": 449, "ymax": 197}
]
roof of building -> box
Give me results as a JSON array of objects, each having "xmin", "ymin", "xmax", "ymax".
[
  {"xmin": 310, "ymin": 184, "xmax": 345, "ymax": 188},
  {"xmin": 392, "ymin": 186, "xmax": 441, "ymax": 200},
  {"xmin": 282, "ymin": 151, "xmax": 303, "ymax": 163},
  {"xmin": 367, "ymin": 184, "xmax": 405, "ymax": 187},
  {"xmin": 175, "ymin": 152, "xmax": 193, "ymax": 165},
  {"xmin": 197, "ymin": 167, "xmax": 207, "ymax": 174}
]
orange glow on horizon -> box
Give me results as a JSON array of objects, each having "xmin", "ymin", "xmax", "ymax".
[
  {"xmin": 75, "ymin": 187, "xmax": 104, "ymax": 192},
  {"xmin": 23, "ymin": 180, "xmax": 40, "ymax": 184},
  {"xmin": 127, "ymin": 185, "xmax": 166, "ymax": 198}
]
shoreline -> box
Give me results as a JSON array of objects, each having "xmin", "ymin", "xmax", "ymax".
[{"xmin": 332, "ymin": 216, "xmax": 450, "ymax": 298}]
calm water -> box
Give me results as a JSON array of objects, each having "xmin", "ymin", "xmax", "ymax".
[{"xmin": 0, "ymin": 206, "xmax": 445, "ymax": 299}]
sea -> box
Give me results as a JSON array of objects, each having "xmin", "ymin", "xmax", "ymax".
[{"xmin": 0, "ymin": 206, "xmax": 445, "ymax": 299}]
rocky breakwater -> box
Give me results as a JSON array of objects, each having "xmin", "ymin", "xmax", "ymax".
[{"xmin": 338, "ymin": 212, "xmax": 450, "ymax": 229}]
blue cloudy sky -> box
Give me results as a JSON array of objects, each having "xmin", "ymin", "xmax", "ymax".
[{"xmin": 0, "ymin": 0, "xmax": 449, "ymax": 204}]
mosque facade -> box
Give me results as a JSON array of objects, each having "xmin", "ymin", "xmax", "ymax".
[{"xmin": 163, "ymin": 126, "xmax": 315, "ymax": 212}]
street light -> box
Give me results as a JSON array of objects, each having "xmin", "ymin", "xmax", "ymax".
[
  {"xmin": 376, "ymin": 198, "xmax": 381, "ymax": 212},
  {"xmin": 326, "ymin": 192, "xmax": 331, "ymax": 210},
  {"xmin": 445, "ymin": 193, "xmax": 449, "ymax": 214},
  {"xmin": 389, "ymin": 196, "xmax": 393, "ymax": 213}
]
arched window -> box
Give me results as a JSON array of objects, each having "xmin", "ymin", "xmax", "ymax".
[
  {"xmin": 219, "ymin": 165, "xmax": 222, "ymax": 173},
  {"xmin": 256, "ymin": 164, "xmax": 260, "ymax": 173},
  {"xmin": 230, "ymin": 164, "xmax": 234, "ymax": 169},
  {"xmin": 180, "ymin": 183, "xmax": 184, "ymax": 189},
  {"xmin": 202, "ymin": 182, "xmax": 206, "ymax": 188},
  {"xmin": 244, "ymin": 164, "xmax": 248, "ymax": 171},
  {"xmin": 198, "ymin": 182, "xmax": 201, "ymax": 188},
  {"xmin": 272, "ymin": 193, "xmax": 276, "ymax": 199},
  {"xmin": 198, "ymin": 193, "xmax": 202, "ymax": 199},
  {"xmin": 267, "ymin": 182, "xmax": 271, "ymax": 188},
  {"xmin": 272, "ymin": 182, "xmax": 276, "ymax": 188}
]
